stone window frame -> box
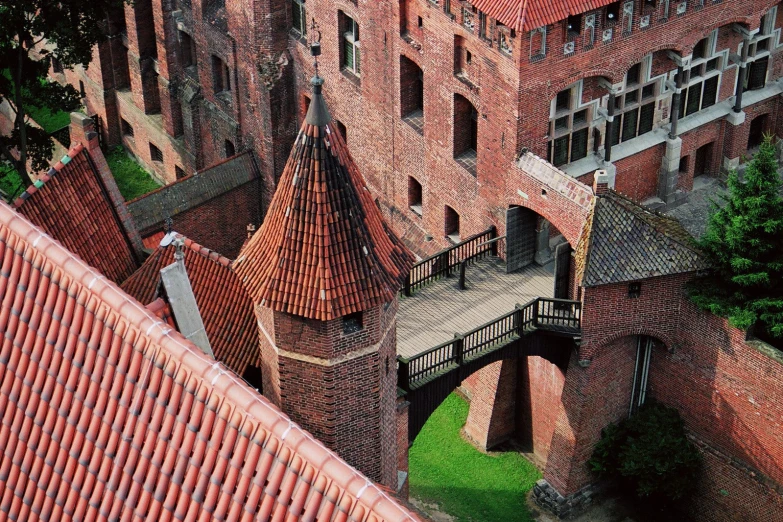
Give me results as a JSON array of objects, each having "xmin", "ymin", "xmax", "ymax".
[
  {"xmin": 678, "ymin": 30, "xmax": 726, "ymax": 117},
  {"xmin": 609, "ymin": 56, "xmax": 660, "ymax": 146},
  {"xmin": 341, "ymin": 12, "xmax": 361, "ymax": 77},
  {"xmin": 461, "ymin": 2, "xmax": 476, "ymax": 33},
  {"xmin": 547, "ymin": 81, "xmax": 596, "ymax": 167},
  {"xmin": 496, "ymin": 22, "xmax": 514, "ymax": 56},
  {"xmin": 529, "ymin": 26, "xmax": 547, "ymax": 62},
  {"xmin": 659, "ymin": 0, "xmax": 670, "ymax": 21},
  {"xmin": 583, "ymin": 13, "xmax": 597, "ymax": 49},
  {"xmin": 291, "ymin": 0, "xmax": 307, "ymax": 38},
  {"xmin": 741, "ymin": 7, "xmax": 779, "ymax": 92},
  {"xmin": 621, "ymin": 1, "xmax": 634, "ymax": 36}
]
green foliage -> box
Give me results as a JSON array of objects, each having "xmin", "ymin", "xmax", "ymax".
[
  {"xmin": 105, "ymin": 146, "xmax": 160, "ymax": 201},
  {"xmin": 0, "ymin": 161, "xmax": 24, "ymax": 201},
  {"xmin": 589, "ymin": 401, "xmax": 702, "ymax": 503},
  {"xmin": 688, "ymin": 136, "xmax": 783, "ymax": 342},
  {"xmin": 409, "ymin": 393, "xmax": 540, "ymax": 522},
  {"xmin": 0, "ymin": 1, "xmax": 125, "ymax": 185}
]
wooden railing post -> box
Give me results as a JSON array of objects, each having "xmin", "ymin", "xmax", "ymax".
[
  {"xmin": 490, "ymin": 225, "xmax": 498, "ymax": 256},
  {"xmin": 458, "ymin": 260, "xmax": 467, "ymax": 290},
  {"xmin": 533, "ymin": 298, "xmax": 540, "ymax": 327},
  {"xmin": 454, "ymin": 334, "xmax": 464, "ymax": 366},
  {"xmin": 404, "ymin": 272, "xmax": 412, "ymax": 297},
  {"xmin": 397, "ymin": 356, "xmax": 410, "ymax": 392},
  {"xmin": 514, "ymin": 303, "xmax": 523, "ymax": 336}
]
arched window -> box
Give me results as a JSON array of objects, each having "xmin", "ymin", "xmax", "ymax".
[{"xmin": 225, "ymin": 139, "xmax": 235, "ymax": 158}]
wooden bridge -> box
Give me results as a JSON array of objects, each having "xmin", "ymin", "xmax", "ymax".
[{"xmin": 396, "ymin": 228, "xmax": 581, "ymax": 441}]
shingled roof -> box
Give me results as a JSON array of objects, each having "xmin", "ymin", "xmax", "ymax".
[
  {"xmin": 121, "ymin": 235, "xmax": 259, "ymax": 378},
  {"xmin": 0, "ymin": 200, "xmax": 422, "ymax": 522},
  {"xmin": 471, "ymin": 0, "xmax": 617, "ymax": 32},
  {"xmin": 13, "ymin": 143, "xmax": 140, "ymax": 283},
  {"xmin": 578, "ymin": 191, "xmax": 708, "ymax": 287},
  {"xmin": 234, "ymin": 78, "xmax": 414, "ymax": 321}
]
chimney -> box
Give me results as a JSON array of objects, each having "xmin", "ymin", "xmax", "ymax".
[
  {"xmin": 160, "ymin": 237, "xmax": 215, "ymax": 358},
  {"xmin": 594, "ymin": 169, "xmax": 610, "ymax": 196},
  {"xmin": 69, "ymin": 112, "xmax": 100, "ymax": 151}
]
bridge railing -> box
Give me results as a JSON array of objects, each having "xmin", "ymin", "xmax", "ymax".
[
  {"xmin": 398, "ymin": 297, "xmax": 581, "ymax": 391},
  {"xmin": 402, "ymin": 226, "xmax": 497, "ymax": 296}
]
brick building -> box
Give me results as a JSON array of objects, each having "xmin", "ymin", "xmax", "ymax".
[{"xmin": 47, "ymin": 0, "xmax": 783, "ymax": 519}]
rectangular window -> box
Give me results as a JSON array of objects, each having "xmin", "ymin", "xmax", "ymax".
[
  {"xmin": 745, "ymin": 56, "xmax": 768, "ymax": 91},
  {"xmin": 51, "ymin": 57, "xmax": 64, "ymax": 73},
  {"xmin": 180, "ymin": 31, "xmax": 195, "ymax": 68},
  {"xmin": 211, "ymin": 55, "xmax": 230, "ymax": 92},
  {"xmin": 150, "ymin": 143, "xmax": 163, "ymax": 163},
  {"xmin": 570, "ymin": 128, "xmax": 589, "ymax": 162},
  {"xmin": 292, "ymin": 0, "xmax": 307, "ymax": 36},
  {"xmin": 342, "ymin": 14, "xmax": 361, "ymax": 75},
  {"xmin": 121, "ymin": 119, "xmax": 134, "ymax": 137}
]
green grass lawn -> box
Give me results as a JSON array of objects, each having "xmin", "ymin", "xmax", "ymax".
[
  {"xmin": 409, "ymin": 393, "xmax": 541, "ymax": 522},
  {"xmin": 105, "ymin": 146, "xmax": 161, "ymax": 201},
  {"xmin": 27, "ymin": 104, "xmax": 72, "ymax": 134}
]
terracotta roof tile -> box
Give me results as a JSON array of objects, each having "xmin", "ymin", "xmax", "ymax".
[
  {"xmin": 234, "ymin": 80, "xmax": 414, "ymax": 320},
  {"xmin": 121, "ymin": 236, "xmax": 258, "ymax": 378},
  {"xmin": 471, "ymin": 0, "xmax": 616, "ymax": 32},
  {"xmin": 12, "ymin": 144, "xmax": 140, "ymax": 284},
  {"xmin": 579, "ymin": 191, "xmax": 708, "ymax": 286},
  {"xmin": 0, "ymin": 200, "xmax": 423, "ymax": 522}
]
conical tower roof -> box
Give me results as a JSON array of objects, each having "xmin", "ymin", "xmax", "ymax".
[{"xmin": 235, "ymin": 77, "xmax": 414, "ymax": 321}]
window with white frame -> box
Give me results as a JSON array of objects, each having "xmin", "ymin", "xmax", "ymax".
[
  {"xmin": 547, "ymin": 82, "xmax": 591, "ymax": 167},
  {"xmin": 341, "ymin": 14, "xmax": 360, "ymax": 75},
  {"xmin": 743, "ymin": 8, "xmax": 776, "ymax": 92},
  {"xmin": 609, "ymin": 59, "xmax": 659, "ymax": 146},
  {"xmin": 292, "ymin": 0, "xmax": 307, "ymax": 37},
  {"xmin": 679, "ymin": 31, "xmax": 723, "ymax": 117}
]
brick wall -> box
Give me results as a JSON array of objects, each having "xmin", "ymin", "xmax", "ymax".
[
  {"xmin": 136, "ymin": 178, "xmax": 262, "ymax": 259},
  {"xmin": 256, "ymin": 300, "xmax": 400, "ymax": 489},
  {"xmin": 541, "ymin": 273, "xmax": 783, "ymax": 520},
  {"xmin": 464, "ymin": 359, "xmax": 518, "ymax": 450}
]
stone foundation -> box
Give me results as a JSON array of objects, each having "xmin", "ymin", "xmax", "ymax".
[{"xmin": 532, "ymin": 480, "xmax": 598, "ymax": 519}]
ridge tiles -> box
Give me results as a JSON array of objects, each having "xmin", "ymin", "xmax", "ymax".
[
  {"xmin": 0, "ymin": 200, "xmax": 422, "ymax": 522},
  {"xmin": 235, "ymin": 78, "xmax": 414, "ymax": 321}
]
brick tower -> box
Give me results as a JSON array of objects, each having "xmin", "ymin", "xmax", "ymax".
[{"xmin": 234, "ymin": 75, "xmax": 414, "ymax": 487}]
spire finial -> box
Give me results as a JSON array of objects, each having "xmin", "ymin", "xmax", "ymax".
[{"xmin": 309, "ymin": 18, "xmax": 322, "ymax": 78}]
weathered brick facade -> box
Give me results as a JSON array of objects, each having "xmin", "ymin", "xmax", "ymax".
[{"xmin": 51, "ymin": 0, "xmax": 783, "ymax": 517}]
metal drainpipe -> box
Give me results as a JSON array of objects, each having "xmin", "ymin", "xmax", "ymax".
[
  {"xmin": 604, "ymin": 92, "xmax": 616, "ymax": 163},
  {"xmin": 734, "ymin": 38, "xmax": 750, "ymax": 113},
  {"xmin": 669, "ymin": 65, "xmax": 684, "ymax": 140}
]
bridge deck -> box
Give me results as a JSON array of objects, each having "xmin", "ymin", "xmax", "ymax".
[{"xmin": 397, "ymin": 257, "xmax": 554, "ymax": 359}]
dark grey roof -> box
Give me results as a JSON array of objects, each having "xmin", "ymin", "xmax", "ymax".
[
  {"xmin": 128, "ymin": 151, "xmax": 260, "ymax": 232},
  {"xmin": 580, "ymin": 191, "xmax": 708, "ymax": 287}
]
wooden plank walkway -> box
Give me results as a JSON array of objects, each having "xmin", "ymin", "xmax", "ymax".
[{"xmin": 397, "ymin": 257, "xmax": 554, "ymax": 359}]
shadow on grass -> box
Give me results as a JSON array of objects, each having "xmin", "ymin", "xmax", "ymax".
[{"xmin": 409, "ymin": 393, "xmax": 541, "ymax": 522}]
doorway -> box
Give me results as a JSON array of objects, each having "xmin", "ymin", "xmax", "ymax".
[
  {"xmin": 748, "ymin": 114, "xmax": 768, "ymax": 151},
  {"xmin": 693, "ymin": 142, "xmax": 713, "ymax": 178},
  {"xmin": 505, "ymin": 206, "xmax": 537, "ymax": 273}
]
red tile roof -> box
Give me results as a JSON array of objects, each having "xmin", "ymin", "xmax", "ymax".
[
  {"xmin": 12, "ymin": 143, "xmax": 140, "ymax": 283},
  {"xmin": 0, "ymin": 200, "xmax": 423, "ymax": 522},
  {"xmin": 234, "ymin": 79, "xmax": 414, "ymax": 321},
  {"xmin": 471, "ymin": 0, "xmax": 616, "ymax": 31},
  {"xmin": 121, "ymin": 235, "xmax": 260, "ymax": 378}
]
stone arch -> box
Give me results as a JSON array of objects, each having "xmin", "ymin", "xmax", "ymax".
[
  {"xmin": 582, "ymin": 327, "xmax": 676, "ymax": 361},
  {"xmin": 549, "ymin": 72, "xmax": 614, "ymax": 101},
  {"xmin": 505, "ymin": 197, "xmax": 586, "ymax": 249}
]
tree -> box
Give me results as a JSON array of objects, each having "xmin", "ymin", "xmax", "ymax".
[
  {"xmin": 689, "ymin": 135, "xmax": 783, "ymax": 342},
  {"xmin": 589, "ymin": 401, "xmax": 702, "ymax": 503},
  {"xmin": 0, "ymin": 1, "xmax": 124, "ymax": 187}
]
